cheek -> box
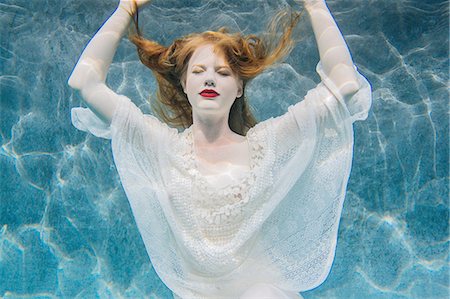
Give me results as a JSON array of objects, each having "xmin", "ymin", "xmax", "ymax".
[
  {"xmin": 226, "ymin": 80, "xmax": 240, "ymax": 96},
  {"xmin": 185, "ymin": 75, "xmax": 200, "ymax": 94}
]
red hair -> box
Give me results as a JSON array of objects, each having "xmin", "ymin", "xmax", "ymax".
[{"xmin": 129, "ymin": 4, "xmax": 301, "ymax": 135}]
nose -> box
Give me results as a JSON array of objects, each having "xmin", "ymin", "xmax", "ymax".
[{"xmin": 204, "ymin": 79, "xmax": 216, "ymax": 87}]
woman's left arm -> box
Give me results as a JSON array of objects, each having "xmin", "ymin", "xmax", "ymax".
[{"xmin": 304, "ymin": 0, "xmax": 360, "ymax": 99}]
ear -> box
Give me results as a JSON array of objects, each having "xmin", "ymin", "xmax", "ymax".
[{"xmin": 237, "ymin": 79, "xmax": 243, "ymax": 98}]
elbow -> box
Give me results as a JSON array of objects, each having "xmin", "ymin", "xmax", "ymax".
[
  {"xmin": 68, "ymin": 74, "xmax": 80, "ymax": 90},
  {"xmin": 327, "ymin": 63, "xmax": 361, "ymax": 98},
  {"xmin": 339, "ymin": 79, "xmax": 360, "ymax": 99},
  {"xmin": 67, "ymin": 66, "xmax": 88, "ymax": 91},
  {"xmin": 67, "ymin": 60, "xmax": 102, "ymax": 91}
]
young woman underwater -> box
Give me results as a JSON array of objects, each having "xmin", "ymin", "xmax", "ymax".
[{"xmin": 68, "ymin": 0, "xmax": 372, "ymax": 298}]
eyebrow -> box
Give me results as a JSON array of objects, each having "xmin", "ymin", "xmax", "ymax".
[{"xmin": 192, "ymin": 64, "xmax": 231, "ymax": 70}]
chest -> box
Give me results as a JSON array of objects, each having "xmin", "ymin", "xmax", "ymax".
[
  {"xmin": 194, "ymin": 141, "xmax": 251, "ymax": 189},
  {"xmin": 164, "ymin": 126, "xmax": 272, "ymax": 229},
  {"xmin": 165, "ymin": 126, "xmax": 273, "ymax": 198}
]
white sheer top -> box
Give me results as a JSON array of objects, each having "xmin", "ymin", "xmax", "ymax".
[{"xmin": 71, "ymin": 63, "xmax": 372, "ymax": 299}]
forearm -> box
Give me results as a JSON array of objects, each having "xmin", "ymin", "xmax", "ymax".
[
  {"xmin": 68, "ymin": 4, "xmax": 134, "ymax": 123},
  {"xmin": 306, "ymin": 1, "xmax": 360, "ymax": 97},
  {"xmin": 68, "ymin": 4, "xmax": 132, "ymax": 90}
]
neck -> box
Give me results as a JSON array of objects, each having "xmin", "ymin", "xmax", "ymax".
[{"xmin": 191, "ymin": 113, "xmax": 238, "ymax": 147}]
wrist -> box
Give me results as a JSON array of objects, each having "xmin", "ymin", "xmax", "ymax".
[
  {"xmin": 118, "ymin": 1, "xmax": 136, "ymax": 16},
  {"xmin": 113, "ymin": 3, "xmax": 134, "ymax": 24},
  {"xmin": 304, "ymin": 0, "xmax": 328, "ymax": 13}
]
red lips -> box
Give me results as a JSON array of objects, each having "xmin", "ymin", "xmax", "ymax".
[{"xmin": 199, "ymin": 89, "xmax": 220, "ymax": 98}]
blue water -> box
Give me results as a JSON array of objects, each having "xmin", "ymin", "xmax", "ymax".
[{"xmin": 1, "ymin": 0, "xmax": 448, "ymax": 298}]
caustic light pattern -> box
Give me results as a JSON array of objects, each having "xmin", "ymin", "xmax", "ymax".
[{"xmin": 0, "ymin": 0, "xmax": 448, "ymax": 298}]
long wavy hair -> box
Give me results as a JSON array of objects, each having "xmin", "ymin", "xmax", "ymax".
[{"xmin": 128, "ymin": 3, "xmax": 301, "ymax": 135}]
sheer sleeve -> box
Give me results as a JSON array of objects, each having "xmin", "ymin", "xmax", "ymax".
[
  {"xmin": 72, "ymin": 96, "xmax": 184, "ymax": 292},
  {"xmin": 245, "ymin": 62, "xmax": 372, "ymax": 291},
  {"xmin": 315, "ymin": 62, "xmax": 372, "ymax": 122},
  {"xmin": 262, "ymin": 62, "xmax": 371, "ymax": 177},
  {"xmin": 71, "ymin": 94, "xmax": 181, "ymax": 190},
  {"xmin": 71, "ymin": 106, "xmax": 113, "ymax": 139},
  {"xmin": 285, "ymin": 62, "xmax": 371, "ymax": 132},
  {"xmin": 71, "ymin": 95, "xmax": 175, "ymax": 142}
]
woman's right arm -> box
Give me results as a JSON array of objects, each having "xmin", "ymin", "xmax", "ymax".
[{"xmin": 68, "ymin": 0, "xmax": 149, "ymax": 125}]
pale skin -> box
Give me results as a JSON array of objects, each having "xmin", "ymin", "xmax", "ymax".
[
  {"xmin": 181, "ymin": 44, "xmax": 250, "ymax": 183},
  {"xmin": 68, "ymin": 0, "xmax": 359, "ymax": 183},
  {"xmin": 68, "ymin": 0, "xmax": 360, "ymax": 296},
  {"xmin": 68, "ymin": 0, "xmax": 359, "ymax": 151}
]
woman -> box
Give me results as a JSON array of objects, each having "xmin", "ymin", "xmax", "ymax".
[{"xmin": 68, "ymin": 0, "xmax": 372, "ymax": 298}]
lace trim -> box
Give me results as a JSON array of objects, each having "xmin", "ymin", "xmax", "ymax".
[{"xmin": 181, "ymin": 126, "xmax": 266, "ymax": 225}]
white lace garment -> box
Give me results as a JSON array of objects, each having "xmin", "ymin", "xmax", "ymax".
[{"xmin": 71, "ymin": 63, "xmax": 372, "ymax": 298}]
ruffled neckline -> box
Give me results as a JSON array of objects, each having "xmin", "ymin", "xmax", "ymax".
[
  {"xmin": 182, "ymin": 126, "xmax": 264, "ymax": 187},
  {"xmin": 179, "ymin": 126, "xmax": 266, "ymax": 225}
]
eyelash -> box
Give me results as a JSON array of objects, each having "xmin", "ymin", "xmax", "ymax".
[{"xmin": 192, "ymin": 70, "xmax": 230, "ymax": 76}]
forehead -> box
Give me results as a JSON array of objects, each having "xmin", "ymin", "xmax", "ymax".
[{"xmin": 188, "ymin": 44, "xmax": 228, "ymax": 67}]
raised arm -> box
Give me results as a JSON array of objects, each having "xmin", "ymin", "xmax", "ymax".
[
  {"xmin": 304, "ymin": 0, "xmax": 360, "ymax": 98},
  {"xmin": 68, "ymin": 0, "xmax": 149, "ymax": 124}
]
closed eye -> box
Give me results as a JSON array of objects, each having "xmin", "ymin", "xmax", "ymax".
[
  {"xmin": 192, "ymin": 67, "xmax": 204, "ymax": 74},
  {"xmin": 217, "ymin": 67, "xmax": 232, "ymax": 76},
  {"xmin": 192, "ymin": 65, "xmax": 206, "ymax": 74}
]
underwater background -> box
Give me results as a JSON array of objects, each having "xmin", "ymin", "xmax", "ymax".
[{"xmin": 1, "ymin": 0, "xmax": 448, "ymax": 298}]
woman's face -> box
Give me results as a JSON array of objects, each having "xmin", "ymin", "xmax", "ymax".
[{"xmin": 182, "ymin": 44, "xmax": 243, "ymax": 119}]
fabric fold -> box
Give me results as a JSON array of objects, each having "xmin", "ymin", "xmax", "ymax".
[
  {"xmin": 71, "ymin": 106, "xmax": 112, "ymax": 139},
  {"xmin": 316, "ymin": 62, "xmax": 372, "ymax": 122},
  {"xmin": 70, "ymin": 62, "xmax": 372, "ymax": 298}
]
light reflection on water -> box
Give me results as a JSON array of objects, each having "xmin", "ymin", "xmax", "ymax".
[{"xmin": 0, "ymin": 0, "xmax": 448, "ymax": 298}]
